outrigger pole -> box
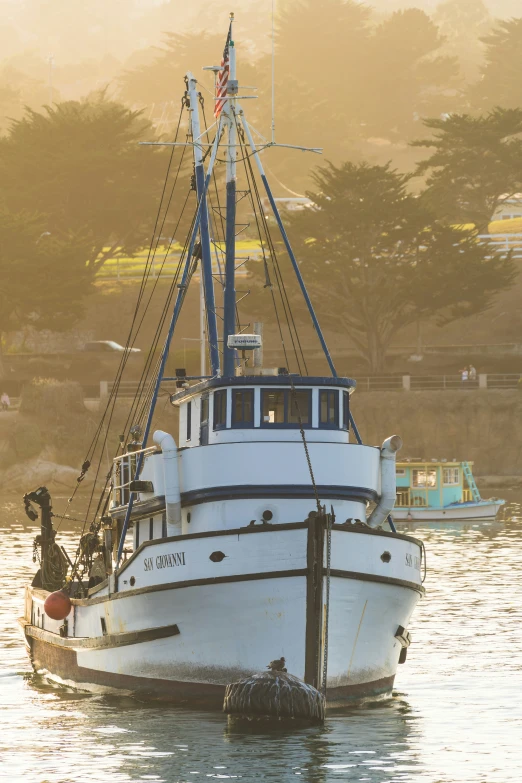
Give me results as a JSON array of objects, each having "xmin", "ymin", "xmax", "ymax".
[
  {"xmin": 238, "ymin": 109, "xmax": 364, "ymax": 445},
  {"xmin": 116, "ymin": 129, "xmax": 223, "ymax": 567},
  {"xmin": 186, "ymin": 74, "xmax": 221, "ymax": 377},
  {"xmin": 237, "ymin": 109, "xmax": 338, "ymax": 380}
]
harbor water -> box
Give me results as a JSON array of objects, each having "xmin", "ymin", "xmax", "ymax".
[{"xmin": 1, "ymin": 493, "xmax": 521, "ymax": 782}]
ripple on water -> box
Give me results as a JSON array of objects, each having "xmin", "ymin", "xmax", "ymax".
[{"xmin": 0, "ymin": 498, "xmax": 521, "ymax": 782}]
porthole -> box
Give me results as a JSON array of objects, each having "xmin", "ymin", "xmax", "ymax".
[
  {"xmin": 130, "ymin": 576, "xmax": 136, "ymax": 587},
  {"xmin": 187, "ymin": 512, "xmax": 191, "ymax": 524},
  {"xmin": 262, "ymin": 509, "xmax": 273, "ymax": 522},
  {"xmin": 381, "ymin": 551, "xmax": 392, "ymax": 563}
]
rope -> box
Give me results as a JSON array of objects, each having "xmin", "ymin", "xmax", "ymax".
[
  {"xmin": 55, "ymin": 100, "xmax": 189, "ymax": 538},
  {"xmin": 237, "ymin": 121, "xmax": 308, "ymax": 375},
  {"xmin": 288, "ymin": 375, "xmax": 321, "ymax": 515}
]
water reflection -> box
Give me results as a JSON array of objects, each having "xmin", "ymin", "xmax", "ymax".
[{"xmin": 1, "ymin": 496, "xmax": 521, "ymax": 782}]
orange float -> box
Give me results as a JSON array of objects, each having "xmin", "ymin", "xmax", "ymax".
[{"xmin": 44, "ymin": 590, "xmax": 72, "ymax": 621}]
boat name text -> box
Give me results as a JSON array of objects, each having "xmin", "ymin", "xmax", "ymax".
[
  {"xmin": 405, "ymin": 553, "xmax": 421, "ymax": 570},
  {"xmin": 144, "ymin": 552, "xmax": 186, "ymax": 571}
]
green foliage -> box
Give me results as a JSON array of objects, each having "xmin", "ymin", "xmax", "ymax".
[
  {"xmin": 413, "ymin": 108, "xmax": 522, "ymax": 230},
  {"xmin": 248, "ymin": 161, "xmax": 516, "ymax": 372},
  {"xmin": 433, "ymin": 0, "xmax": 491, "ymax": 80},
  {"xmin": 360, "ymin": 9, "xmax": 460, "ymax": 138},
  {"xmin": 468, "ymin": 18, "xmax": 522, "ymax": 112},
  {"xmin": 20, "ymin": 378, "xmax": 86, "ymax": 420},
  {"xmin": 0, "ymin": 93, "xmax": 175, "ymax": 270},
  {"xmin": 11, "ymin": 419, "xmax": 43, "ymax": 461},
  {"xmin": 0, "ymin": 209, "xmax": 94, "ymax": 337}
]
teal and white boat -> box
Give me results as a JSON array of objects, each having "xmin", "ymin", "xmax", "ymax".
[{"xmin": 392, "ymin": 461, "xmax": 504, "ymax": 522}]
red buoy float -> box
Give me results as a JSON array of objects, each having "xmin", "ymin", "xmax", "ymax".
[{"xmin": 44, "ymin": 590, "xmax": 72, "ymax": 621}]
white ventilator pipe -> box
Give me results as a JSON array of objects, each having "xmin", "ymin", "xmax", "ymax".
[
  {"xmin": 153, "ymin": 430, "xmax": 181, "ymax": 535},
  {"xmin": 367, "ymin": 435, "xmax": 403, "ymax": 529}
]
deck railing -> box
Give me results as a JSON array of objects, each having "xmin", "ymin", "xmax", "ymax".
[
  {"xmin": 112, "ymin": 445, "xmax": 157, "ymax": 507},
  {"xmin": 96, "ymin": 373, "xmax": 522, "ymax": 399}
]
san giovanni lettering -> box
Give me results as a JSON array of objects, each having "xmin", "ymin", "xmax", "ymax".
[
  {"xmin": 143, "ymin": 552, "xmax": 186, "ymax": 571},
  {"xmin": 156, "ymin": 552, "xmax": 186, "ymax": 568}
]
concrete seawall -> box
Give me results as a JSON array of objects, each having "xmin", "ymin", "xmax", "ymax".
[{"xmin": 352, "ymin": 390, "xmax": 522, "ymax": 477}]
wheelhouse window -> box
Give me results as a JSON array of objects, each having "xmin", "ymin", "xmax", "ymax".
[
  {"xmin": 443, "ymin": 467, "xmax": 460, "ymax": 485},
  {"xmin": 232, "ymin": 389, "xmax": 254, "ymax": 427},
  {"xmin": 186, "ymin": 401, "xmax": 191, "ymax": 441},
  {"xmin": 213, "ymin": 389, "xmax": 227, "ymax": 430},
  {"xmin": 342, "ymin": 391, "xmax": 349, "ymax": 430},
  {"xmin": 261, "ymin": 389, "xmax": 311, "ymax": 427},
  {"xmin": 319, "ymin": 390, "xmax": 338, "ymax": 428},
  {"xmin": 412, "ymin": 469, "xmax": 437, "ymax": 488},
  {"xmin": 288, "ymin": 390, "xmax": 311, "ymax": 425},
  {"xmin": 262, "ymin": 390, "xmax": 285, "ymax": 424}
]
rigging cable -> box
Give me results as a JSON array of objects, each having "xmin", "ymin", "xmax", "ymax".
[
  {"xmin": 56, "ymin": 100, "xmax": 189, "ymax": 536},
  {"xmin": 237, "ymin": 119, "xmax": 308, "ymax": 374}
]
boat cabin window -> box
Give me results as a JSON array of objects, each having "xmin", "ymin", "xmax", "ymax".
[
  {"xmin": 443, "ymin": 467, "xmax": 460, "ymax": 485},
  {"xmin": 200, "ymin": 395, "xmax": 209, "ymax": 446},
  {"xmin": 186, "ymin": 401, "xmax": 192, "ymax": 441},
  {"xmin": 342, "ymin": 391, "xmax": 349, "ymax": 430},
  {"xmin": 288, "ymin": 391, "xmax": 311, "ymax": 424},
  {"xmin": 396, "ymin": 468, "xmax": 406, "ymax": 477},
  {"xmin": 412, "ymin": 469, "xmax": 437, "ymax": 488},
  {"xmin": 261, "ymin": 389, "xmax": 311, "ymax": 427},
  {"xmin": 319, "ymin": 390, "xmax": 338, "ymax": 428},
  {"xmin": 213, "ymin": 389, "xmax": 227, "ymax": 430},
  {"xmin": 232, "ymin": 389, "xmax": 254, "ymax": 427}
]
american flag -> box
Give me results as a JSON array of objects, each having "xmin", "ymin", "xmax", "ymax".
[{"xmin": 214, "ymin": 23, "xmax": 232, "ymax": 118}]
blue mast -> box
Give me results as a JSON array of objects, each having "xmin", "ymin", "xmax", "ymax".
[
  {"xmin": 222, "ymin": 17, "xmax": 237, "ymax": 378},
  {"xmin": 115, "ymin": 131, "xmax": 223, "ymax": 566}
]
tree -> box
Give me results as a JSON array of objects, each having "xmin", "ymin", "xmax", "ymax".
[
  {"xmin": 118, "ymin": 32, "xmax": 229, "ymax": 107},
  {"xmin": 413, "ymin": 108, "xmax": 522, "ymax": 231},
  {"xmin": 247, "ymin": 161, "xmax": 515, "ymax": 372},
  {"xmin": 0, "ymin": 93, "xmax": 179, "ymax": 270},
  {"xmin": 0, "ymin": 209, "xmax": 95, "ymax": 371},
  {"xmin": 433, "ymin": 0, "xmax": 491, "ymax": 80},
  {"xmin": 0, "ymin": 66, "xmax": 51, "ymax": 135},
  {"xmin": 468, "ymin": 18, "xmax": 522, "ymax": 112},
  {"xmin": 361, "ymin": 9, "xmax": 461, "ymax": 139}
]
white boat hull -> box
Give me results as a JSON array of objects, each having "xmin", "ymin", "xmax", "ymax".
[
  {"xmin": 23, "ymin": 522, "xmax": 423, "ymax": 708},
  {"xmin": 392, "ymin": 500, "xmax": 504, "ymax": 522}
]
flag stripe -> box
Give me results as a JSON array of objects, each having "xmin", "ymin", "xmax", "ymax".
[{"xmin": 214, "ymin": 24, "xmax": 232, "ymax": 118}]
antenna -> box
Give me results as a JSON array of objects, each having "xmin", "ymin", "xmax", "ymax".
[{"xmin": 271, "ymin": 0, "xmax": 275, "ymax": 143}]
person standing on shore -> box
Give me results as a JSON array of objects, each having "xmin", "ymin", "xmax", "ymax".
[
  {"xmin": 0, "ymin": 391, "xmax": 10, "ymax": 411},
  {"xmin": 469, "ymin": 364, "xmax": 477, "ymax": 382}
]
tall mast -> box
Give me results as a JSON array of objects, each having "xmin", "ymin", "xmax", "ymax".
[
  {"xmin": 187, "ymin": 73, "xmax": 221, "ymax": 376},
  {"xmin": 222, "ymin": 13, "xmax": 237, "ymax": 377}
]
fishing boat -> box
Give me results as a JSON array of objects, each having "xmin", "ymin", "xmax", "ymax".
[
  {"xmin": 19, "ymin": 18, "xmax": 424, "ymax": 709},
  {"xmin": 392, "ymin": 460, "xmax": 504, "ymax": 522}
]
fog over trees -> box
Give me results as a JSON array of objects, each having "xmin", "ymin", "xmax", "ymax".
[{"xmin": 2, "ymin": 0, "xmax": 522, "ymax": 367}]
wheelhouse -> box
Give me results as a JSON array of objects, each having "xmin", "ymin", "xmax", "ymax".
[
  {"xmin": 170, "ymin": 376, "xmax": 356, "ymax": 448},
  {"xmin": 395, "ymin": 461, "xmax": 474, "ymax": 508}
]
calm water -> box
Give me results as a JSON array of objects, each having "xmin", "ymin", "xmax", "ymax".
[{"xmin": 1, "ymin": 493, "xmax": 522, "ymax": 783}]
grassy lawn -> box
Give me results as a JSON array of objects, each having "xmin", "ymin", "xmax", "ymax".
[{"xmin": 97, "ymin": 240, "xmax": 263, "ymax": 278}]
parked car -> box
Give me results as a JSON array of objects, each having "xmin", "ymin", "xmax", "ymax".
[{"xmin": 82, "ymin": 341, "xmax": 141, "ymax": 353}]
